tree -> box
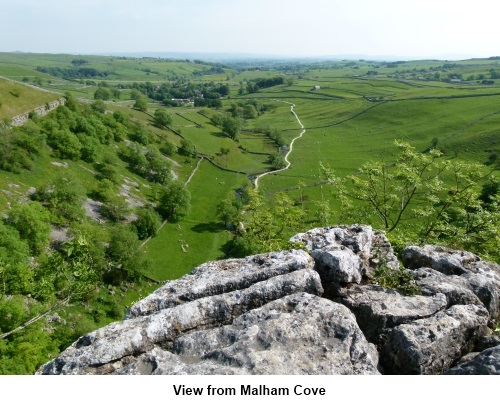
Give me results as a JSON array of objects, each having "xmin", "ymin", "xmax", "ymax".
[
  {"xmin": 106, "ymin": 226, "xmax": 145, "ymax": 283},
  {"xmin": 270, "ymin": 151, "xmax": 286, "ymax": 170},
  {"xmin": 222, "ymin": 116, "xmax": 241, "ymax": 140},
  {"xmin": 99, "ymin": 194, "xmax": 131, "ymax": 222},
  {"xmin": 5, "ymin": 202, "xmax": 51, "ymax": 255},
  {"xmin": 158, "ymin": 181, "xmax": 191, "ymax": 222},
  {"xmin": 132, "ymin": 207, "xmax": 162, "ymax": 239},
  {"xmin": 160, "ymin": 139, "xmax": 177, "ymax": 156},
  {"xmin": 227, "ymin": 190, "xmax": 304, "ymax": 257},
  {"xmin": 133, "ymin": 96, "xmax": 148, "ymax": 112},
  {"xmin": 180, "ymin": 138, "xmax": 195, "ymax": 157},
  {"xmin": 34, "ymin": 174, "xmax": 86, "ymax": 225},
  {"xmin": 94, "ymin": 88, "xmax": 111, "ymax": 101},
  {"xmin": 323, "ymin": 141, "xmax": 494, "ymax": 248},
  {"xmin": 153, "ymin": 109, "xmax": 173, "ymax": 129},
  {"xmin": 243, "ymin": 104, "xmax": 258, "ymax": 119}
]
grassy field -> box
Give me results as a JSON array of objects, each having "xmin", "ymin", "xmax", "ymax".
[
  {"xmin": 1, "ymin": 52, "xmax": 499, "ymax": 278},
  {"xmin": 143, "ymin": 160, "xmax": 245, "ymax": 280},
  {"xmin": 0, "ymin": 77, "xmax": 61, "ymax": 120},
  {"xmin": 2, "ymin": 52, "xmax": 500, "ymax": 375}
]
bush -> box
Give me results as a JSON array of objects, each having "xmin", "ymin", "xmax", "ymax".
[{"xmin": 132, "ymin": 207, "xmax": 162, "ymax": 239}]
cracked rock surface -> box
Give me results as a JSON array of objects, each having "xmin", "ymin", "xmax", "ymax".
[{"xmin": 38, "ymin": 226, "xmax": 500, "ymax": 375}]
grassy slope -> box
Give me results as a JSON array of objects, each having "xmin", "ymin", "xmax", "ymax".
[
  {"xmin": 143, "ymin": 160, "xmax": 244, "ymax": 280},
  {"xmin": 0, "ymin": 77, "xmax": 61, "ymax": 120},
  {"xmin": 0, "ymin": 53, "xmax": 498, "ymax": 279}
]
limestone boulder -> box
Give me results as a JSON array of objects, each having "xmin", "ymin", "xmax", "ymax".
[
  {"xmin": 291, "ymin": 225, "xmax": 398, "ymax": 296},
  {"xmin": 403, "ymin": 245, "xmax": 500, "ymax": 322},
  {"xmin": 119, "ymin": 293, "xmax": 380, "ymax": 375},
  {"xmin": 39, "ymin": 269, "xmax": 323, "ymax": 374},
  {"xmin": 127, "ymin": 249, "xmax": 314, "ymax": 318},
  {"xmin": 339, "ymin": 285, "xmax": 447, "ymax": 343},
  {"xmin": 380, "ymin": 304, "xmax": 490, "ymax": 374},
  {"xmin": 445, "ymin": 346, "xmax": 500, "ymax": 375}
]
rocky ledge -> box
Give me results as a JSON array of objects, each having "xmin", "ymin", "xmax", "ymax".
[{"xmin": 38, "ymin": 225, "xmax": 500, "ymax": 375}]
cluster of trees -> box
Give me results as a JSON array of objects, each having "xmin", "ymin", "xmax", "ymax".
[
  {"xmin": 239, "ymin": 76, "xmax": 285, "ymax": 94},
  {"xmin": 0, "ymin": 95, "xmax": 193, "ymax": 373},
  {"xmin": 227, "ymin": 99, "xmax": 274, "ymax": 119},
  {"xmin": 94, "ymin": 87, "xmax": 121, "ymax": 100},
  {"xmin": 36, "ymin": 66, "xmax": 111, "ymax": 80},
  {"xmin": 121, "ymin": 81, "xmax": 229, "ymax": 107},
  {"xmin": 209, "ymin": 113, "xmax": 242, "ymax": 140},
  {"xmin": 217, "ymin": 141, "xmax": 499, "ymax": 265},
  {"xmin": 192, "ymin": 66, "xmax": 225, "ymax": 76},
  {"xmin": 254, "ymin": 125, "xmax": 286, "ymax": 147}
]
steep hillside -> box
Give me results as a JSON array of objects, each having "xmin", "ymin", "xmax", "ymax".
[{"xmin": 0, "ymin": 77, "xmax": 61, "ymax": 121}]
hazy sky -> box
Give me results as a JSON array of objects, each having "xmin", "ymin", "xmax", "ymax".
[{"xmin": 1, "ymin": 0, "xmax": 498, "ymax": 59}]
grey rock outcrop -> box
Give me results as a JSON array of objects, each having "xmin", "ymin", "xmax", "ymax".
[
  {"xmin": 38, "ymin": 226, "xmax": 500, "ymax": 375},
  {"xmin": 116, "ymin": 293, "xmax": 380, "ymax": 375},
  {"xmin": 291, "ymin": 225, "xmax": 399, "ymax": 296},
  {"xmin": 40, "ymin": 264, "xmax": 323, "ymax": 374},
  {"xmin": 127, "ymin": 250, "xmax": 314, "ymax": 318},
  {"xmin": 446, "ymin": 346, "xmax": 500, "ymax": 375},
  {"xmin": 380, "ymin": 304, "xmax": 489, "ymax": 374},
  {"xmin": 403, "ymin": 245, "xmax": 500, "ymax": 323},
  {"xmin": 10, "ymin": 98, "xmax": 66, "ymax": 127},
  {"xmin": 339, "ymin": 285, "xmax": 447, "ymax": 343}
]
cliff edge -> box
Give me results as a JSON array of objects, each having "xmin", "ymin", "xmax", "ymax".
[{"xmin": 38, "ymin": 225, "xmax": 500, "ymax": 375}]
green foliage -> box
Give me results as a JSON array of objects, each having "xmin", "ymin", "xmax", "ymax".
[
  {"xmin": 158, "ymin": 181, "xmax": 191, "ymax": 222},
  {"xmin": 269, "ymin": 151, "xmax": 286, "ymax": 169},
  {"xmin": 323, "ymin": 141, "xmax": 499, "ymax": 261},
  {"xmin": 99, "ymin": 194, "xmax": 131, "ymax": 222},
  {"xmin": 5, "ymin": 202, "xmax": 51, "ymax": 255},
  {"xmin": 105, "ymin": 226, "xmax": 146, "ymax": 284},
  {"xmin": 372, "ymin": 250, "xmax": 420, "ymax": 296},
  {"xmin": 133, "ymin": 96, "xmax": 148, "ymax": 112},
  {"xmin": 153, "ymin": 108, "xmax": 173, "ymax": 129},
  {"xmin": 35, "ymin": 234, "xmax": 100, "ymax": 302},
  {"xmin": 132, "ymin": 207, "xmax": 162, "ymax": 239},
  {"xmin": 129, "ymin": 123, "xmax": 151, "ymax": 145},
  {"xmin": 46, "ymin": 128, "xmax": 82, "ymax": 160},
  {"xmin": 0, "ymin": 127, "xmax": 43, "ymax": 173},
  {"xmin": 0, "ymin": 223, "xmax": 32, "ymax": 296},
  {"xmin": 221, "ymin": 116, "xmax": 241, "ymax": 140},
  {"xmin": 228, "ymin": 189, "xmax": 304, "ymax": 257},
  {"xmin": 160, "ymin": 139, "xmax": 177, "ymax": 156},
  {"xmin": 180, "ymin": 138, "xmax": 195, "ymax": 157},
  {"xmin": 34, "ymin": 174, "xmax": 86, "ymax": 225}
]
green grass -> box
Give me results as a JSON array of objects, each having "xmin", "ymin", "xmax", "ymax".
[
  {"xmin": 143, "ymin": 160, "xmax": 244, "ymax": 280},
  {"xmin": 1, "ymin": 52, "xmax": 499, "ymax": 278},
  {"xmin": 0, "ymin": 77, "xmax": 61, "ymax": 120}
]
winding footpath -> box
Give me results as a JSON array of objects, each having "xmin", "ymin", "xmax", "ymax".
[{"xmin": 254, "ymin": 101, "xmax": 306, "ymax": 189}]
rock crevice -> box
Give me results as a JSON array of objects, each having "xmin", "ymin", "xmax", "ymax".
[{"xmin": 38, "ymin": 225, "xmax": 500, "ymax": 375}]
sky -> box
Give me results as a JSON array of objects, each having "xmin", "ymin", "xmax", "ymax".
[{"xmin": 0, "ymin": 0, "xmax": 499, "ymax": 59}]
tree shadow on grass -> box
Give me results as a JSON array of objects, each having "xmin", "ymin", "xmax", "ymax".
[
  {"xmin": 210, "ymin": 131, "xmax": 228, "ymax": 139},
  {"xmin": 191, "ymin": 221, "xmax": 225, "ymax": 233}
]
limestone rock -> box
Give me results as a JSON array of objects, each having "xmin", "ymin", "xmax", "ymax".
[
  {"xmin": 291, "ymin": 225, "xmax": 398, "ymax": 296},
  {"xmin": 380, "ymin": 304, "xmax": 490, "ymax": 374},
  {"xmin": 127, "ymin": 249, "xmax": 314, "ymax": 318},
  {"xmin": 402, "ymin": 245, "xmax": 500, "ymax": 322},
  {"xmin": 446, "ymin": 346, "xmax": 500, "ymax": 375},
  {"xmin": 339, "ymin": 285, "xmax": 447, "ymax": 343},
  {"xmin": 118, "ymin": 293, "xmax": 380, "ymax": 375},
  {"xmin": 39, "ymin": 269, "xmax": 323, "ymax": 374},
  {"xmin": 410, "ymin": 267, "xmax": 483, "ymax": 308}
]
